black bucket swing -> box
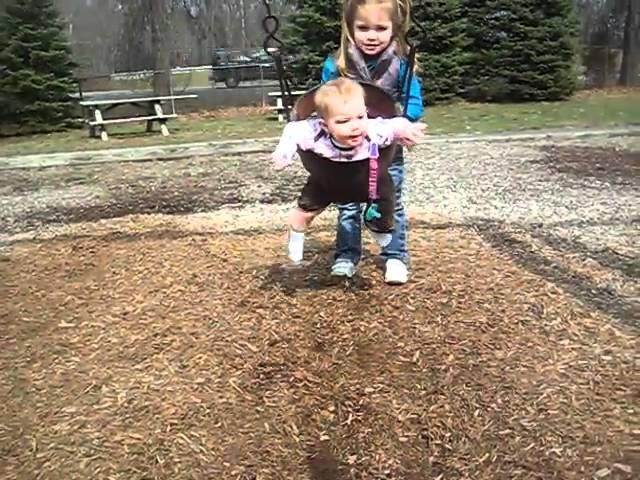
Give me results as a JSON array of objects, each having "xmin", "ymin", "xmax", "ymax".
[
  {"xmin": 260, "ymin": 0, "xmax": 424, "ymax": 226},
  {"xmin": 291, "ymin": 81, "xmax": 399, "ymax": 227}
]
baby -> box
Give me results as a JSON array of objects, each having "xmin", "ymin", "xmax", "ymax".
[{"xmin": 272, "ymin": 77, "xmax": 425, "ymax": 263}]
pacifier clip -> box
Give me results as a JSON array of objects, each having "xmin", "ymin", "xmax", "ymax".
[{"xmin": 363, "ymin": 142, "xmax": 382, "ymax": 222}]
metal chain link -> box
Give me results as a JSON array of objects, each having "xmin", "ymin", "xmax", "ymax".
[{"xmin": 261, "ymin": 0, "xmax": 293, "ymax": 122}]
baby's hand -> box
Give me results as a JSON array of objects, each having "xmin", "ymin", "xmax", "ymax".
[
  {"xmin": 272, "ymin": 149, "xmax": 300, "ymax": 170},
  {"xmin": 396, "ymin": 122, "xmax": 426, "ymax": 146},
  {"xmin": 272, "ymin": 151, "xmax": 292, "ymax": 170}
]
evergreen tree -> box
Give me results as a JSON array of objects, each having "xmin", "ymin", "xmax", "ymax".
[
  {"xmin": 413, "ymin": 0, "xmax": 469, "ymax": 104},
  {"xmin": 0, "ymin": 0, "xmax": 77, "ymax": 132},
  {"xmin": 282, "ymin": 0, "xmax": 341, "ymax": 88},
  {"xmin": 462, "ymin": 0, "xmax": 578, "ymax": 102}
]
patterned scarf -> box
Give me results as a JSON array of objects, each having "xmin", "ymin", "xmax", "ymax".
[{"xmin": 344, "ymin": 40, "xmax": 403, "ymax": 98}]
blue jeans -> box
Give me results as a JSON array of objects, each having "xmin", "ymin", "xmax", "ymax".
[{"xmin": 334, "ymin": 148, "xmax": 408, "ymax": 266}]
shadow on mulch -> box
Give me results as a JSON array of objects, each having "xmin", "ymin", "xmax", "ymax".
[
  {"xmin": 3, "ymin": 177, "xmax": 301, "ymax": 236},
  {"xmin": 257, "ymin": 241, "xmax": 376, "ymax": 295},
  {"xmin": 534, "ymin": 145, "xmax": 640, "ymax": 187},
  {"xmin": 0, "ymin": 226, "xmax": 637, "ymax": 480},
  {"xmin": 475, "ymin": 221, "xmax": 639, "ymax": 326},
  {"xmin": 527, "ymin": 223, "xmax": 639, "ymax": 280},
  {"xmin": 260, "ymin": 261, "xmax": 374, "ymax": 295}
]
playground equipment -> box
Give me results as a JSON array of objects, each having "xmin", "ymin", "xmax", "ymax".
[
  {"xmin": 259, "ymin": 0, "xmax": 427, "ymax": 234},
  {"xmin": 259, "ymin": 0, "xmax": 427, "ymax": 121}
]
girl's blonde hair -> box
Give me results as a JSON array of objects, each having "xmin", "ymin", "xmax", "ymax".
[{"xmin": 336, "ymin": 0, "xmax": 412, "ymax": 74}]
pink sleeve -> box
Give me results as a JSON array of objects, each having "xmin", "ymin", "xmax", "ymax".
[
  {"xmin": 367, "ymin": 117, "xmax": 412, "ymax": 147},
  {"xmin": 275, "ymin": 120, "xmax": 316, "ymax": 151},
  {"xmin": 271, "ymin": 119, "xmax": 320, "ymax": 169}
]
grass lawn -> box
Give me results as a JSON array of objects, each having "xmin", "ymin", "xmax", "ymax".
[{"xmin": 1, "ymin": 88, "xmax": 638, "ymax": 157}]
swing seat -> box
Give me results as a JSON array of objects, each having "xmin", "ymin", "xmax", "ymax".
[{"xmin": 290, "ymin": 81, "xmax": 399, "ymax": 204}]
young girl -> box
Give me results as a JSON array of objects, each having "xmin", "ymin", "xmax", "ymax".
[
  {"xmin": 321, "ymin": 0, "xmax": 424, "ymax": 285},
  {"xmin": 271, "ymin": 78, "xmax": 425, "ymax": 264}
]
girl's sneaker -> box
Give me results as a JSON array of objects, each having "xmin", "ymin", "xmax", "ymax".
[
  {"xmin": 384, "ymin": 259, "xmax": 408, "ymax": 285},
  {"xmin": 331, "ymin": 259, "xmax": 356, "ymax": 278}
]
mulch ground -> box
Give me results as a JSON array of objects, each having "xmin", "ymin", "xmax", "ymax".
[{"xmin": 0, "ymin": 220, "xmax": 637, "ymax": 480}]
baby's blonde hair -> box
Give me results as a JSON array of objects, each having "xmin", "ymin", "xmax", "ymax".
[
  {"xmin": 314, "ymin": 78, "xmax": 365, "ymax": 119},
  {"xmin": 336, "ymin": 0, "xmax": 412, "ymax": 74}
]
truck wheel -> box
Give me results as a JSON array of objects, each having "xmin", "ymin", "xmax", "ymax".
[{"xmin": 225, "ymin": 74, "xmax": 240, "ymax": 88}]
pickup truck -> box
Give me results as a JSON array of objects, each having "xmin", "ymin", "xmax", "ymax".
[{"xmin": 210, "ymin": 48, "xmax": 279, "ymax": 88}]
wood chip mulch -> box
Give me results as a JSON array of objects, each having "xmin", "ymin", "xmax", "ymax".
[{"xmin": 0, "ymin": 223, "xmax": 637, "ymax": 480}]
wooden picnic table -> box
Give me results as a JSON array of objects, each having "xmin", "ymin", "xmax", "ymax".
[{"xmin": 79, "ymin": 94, "xmax": 198, "ymax": 141}]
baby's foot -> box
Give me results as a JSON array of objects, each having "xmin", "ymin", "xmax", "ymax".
[{"xmin": 287, "ymin": 230, "xmax": 305, "ymax": 263}]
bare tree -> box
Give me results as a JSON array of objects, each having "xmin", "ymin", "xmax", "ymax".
[
  {"xmin": 115, "ymin": 0, "xmax": 171, "ymax": 92},
  {"xmin": 575, "ymin": 0, "xmax": 638, "ymax": 87},
  {"xmin": 118, "ymin": 0, "xmax": 152, "ymax": 72},
  {"xmin": 182, "ymin": 0, "xmax": 218, "ymax": 64},
  {"xmin": 149, "ymin": 0, "xmax": 172, "ymax": 94},
  {"xmin": 618, "ymin": 0, "xmax": 639, "ymax": 86},
  {"xmin": 238, "ymin": 0, "xmax": 249, "ymax": 48},
  {"xmin": 51, "ymin": 0, "xmax": 293, "ymax": 75}
]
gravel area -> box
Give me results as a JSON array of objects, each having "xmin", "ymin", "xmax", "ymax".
[
  {"xmin": 410, "ymin": 135, "xmax": 638, "ymax": 231},
  {"xmin": 0, "ymin": 132, "xmax": 638, "ymax": 325}
]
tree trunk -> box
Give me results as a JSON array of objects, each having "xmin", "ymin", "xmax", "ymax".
[
  {"xmin": 118, "ymin": 0, "xmax": 152, "ymax": 73},
  {"xmin": 150, "ymin": 0, "xmax": 172, "ymax": 95},
  {"xmin": 239, "ymin": 0, "xmax": 249, "ymax": 48},
  {"xmin": 619, "ymin": 0, "xmax": 640, "ymax": 86},
  {"xmin": 199, "ymin": 0, "xmax": 217, "ymax": 64}
]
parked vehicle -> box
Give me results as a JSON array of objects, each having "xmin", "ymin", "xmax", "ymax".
[{"xmin": 210, "ymin": 48, "xmax": 279, "ymax": 88}]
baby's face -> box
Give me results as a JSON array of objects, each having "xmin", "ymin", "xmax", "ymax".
[{"xmin": 324, "ymin": 96, "xmax": 368, "ymax": 148}]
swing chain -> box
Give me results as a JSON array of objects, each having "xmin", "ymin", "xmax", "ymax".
[
  {"xmin": 261, "ymin": 0, "xmax": 293, "ymax": 122},
  {"xmin": 261, "ymin": 0, "xmax": 285, "ymax": 53}
]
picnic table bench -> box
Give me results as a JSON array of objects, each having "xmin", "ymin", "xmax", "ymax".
[
  {"xmin": 79, "ymin": 94, "xmax": 198, "ymax": 141},
  {"xmin": 267, "ymin": 90, "xmax": 307, "ymax": 122}
]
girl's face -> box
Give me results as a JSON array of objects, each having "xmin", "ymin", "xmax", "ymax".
[{"xmin": 352, "ymin": 4, "xmax": 394, "ymax": 56}]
